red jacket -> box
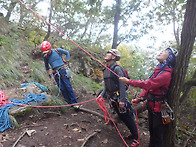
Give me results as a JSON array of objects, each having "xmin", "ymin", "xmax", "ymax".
[{"xmin": 128, "ymin": 67, "xmax": 173, "ymax": 112}]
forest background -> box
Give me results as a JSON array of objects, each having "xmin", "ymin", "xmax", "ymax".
[{"xmin": 0, "ymin": 0, "xmax": 195, "ymax": 147}]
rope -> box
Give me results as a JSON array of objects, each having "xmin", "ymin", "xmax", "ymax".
[
  {"xmin": 8, "ymin": 98, "xmax": 97, "ymax": 108},
  {"xmin": 134, "ymin": 105, "xmax": 141, "ymax": 147},
  {"xmin": 96, "ymin": 96, "xmax": 129, "ymax": 147},
  {"xmin": 96, "ymin": 96, "xmax": 110, "ymax": 124},
  {"xmin": 21, "ymin": 82, "xmax": 48, "ymax": 92},
  {"xmin": 0, "ymin": 93, "xmax": 47, "ymax": 132},
  {"xmin": 0, "ymin": 90, "xmax": 9, "ymax": 107}
]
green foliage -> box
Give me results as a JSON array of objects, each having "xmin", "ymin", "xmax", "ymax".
[
  {"xmin": 0, "ymin": 35, "xmax": 7, "ymax": 46},
  {"xmin": 13, "ymin": 107, "xmax": 32, "ymax": 117},
  {"xmin": 28, "ymin": 68, "xmax": 45, "ymax": 83},
  {"xmin": 107, "ymin": 45, "xmax": 151, "ymax": 81},
  {"xmin": 71, "ymin": 73, "xmax": 103, "ymax": 92},
  {"xmin": 9, "ymin": 115, "xmax": 19, "ymax": 129}
]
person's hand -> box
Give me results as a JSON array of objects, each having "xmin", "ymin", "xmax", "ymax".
[
  {"xmin": 119, "ymin": 77, "xmax": 129, "ymax": 84},
  {"xmin": 66, "ymin": 61, "xmax": 70, "ymax": 68},
  {"xmin": 47, "ymin": 70, "xmax": 51, "ymax": 79},
  {"xmin": 48, "ymin": 73, "xmax": 52, "ymax": 79},
  {"xmin": 97, "ymin": 95, "xmax": 103, "ymax": 98},
  {"xmin": 131, "ymin": 99, "xmax": 139, "ymax": 105},
  {"xmin": 119, "ymin": 102, "xmax": 125, "ymax": 108}
]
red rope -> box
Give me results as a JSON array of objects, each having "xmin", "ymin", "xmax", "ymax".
[
  {"xmin": 0, "ymin": 90, "xmax": 9, "ymax": 107},
  {"xmin": 96, "ymin": 96, "xmax": 110, "ymax": 123},
  {"xmin": 96, "ymin": 96, "xmax": 129, "ymax": 147},
  {"xmin": 8, "ymin": 98, "xmax": 96, "ymax": 108},
  {"xmin": 134, "ymin": 105, "xmax": 141, "ymax": 147}
]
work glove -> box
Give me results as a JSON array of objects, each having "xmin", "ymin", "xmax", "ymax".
[
  {"xmin": 66, "ymin": 61, "xmax": 71, "ymax": 68},
  {"xmin": 48, "ymin": 73, "xmax": 52, "ymax": 79}
]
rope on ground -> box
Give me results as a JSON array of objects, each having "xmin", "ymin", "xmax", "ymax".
[
  {"xmin": 21, "ymin": 82, "xmax": 48, "ymax": 92},
  {"xmin": 0, "ymin": 91, "xmax": 47, "ymax": 132},
  {"xmin": 96, "ymin": 96, "xmax": 129, "ymax": 147}
]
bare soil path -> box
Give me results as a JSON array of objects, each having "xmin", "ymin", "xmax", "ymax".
[{"xmin": 1, "ymin": 89, "xmax": 151, "ymax": 147}]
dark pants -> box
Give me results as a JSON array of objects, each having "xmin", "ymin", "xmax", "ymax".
[
  {"xmin": 111, "ymin": 99, "xmax": 138, "ymax": 140},
  {"xmin": 148, "ymin": 110, "xmax": 164, "ymax": 147},
  {"xmin": 54, "ymin": 68, "xmax": 77, "ymax": 104}
]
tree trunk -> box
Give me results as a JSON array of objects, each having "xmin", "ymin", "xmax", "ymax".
[
  {"xmin": 81, "ymin": 16, "xmax": 92, "ymax": 39},
  {"xmin": 5, "ymin": 1, "xmax": 17, "ymax": 21},
  {"xmin": 180, "ymin": 69, "xmax": 196, "ymax": 104},
  {"xmin": 44, "ymin": 0, "xmax": 53, "ymax": 41},
  {"xmin": 164, "ymin": 0, "xmax": 196, "ymax": 147},
  {"xmin": 112, "ymin": 0, "xmax": 121, "ymax": 49}
]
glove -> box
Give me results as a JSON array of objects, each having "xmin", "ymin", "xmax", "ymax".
[
  {"xmin": 66, "ymin": 61, "xmax": 71, "ymax": 68},
  {"xmin": 48, "ymin": 73, "xmax": 52, "ymax": 79}
]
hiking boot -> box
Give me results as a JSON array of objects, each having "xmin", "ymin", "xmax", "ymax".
[
  {"xmin": 123, "ymin": 134, "xmax": 133, "ymax": 140},
  {"xmin": 130, "ymin": 139, "xmax": 139, "ymax": 147},
  {"xmin": 72, "ymin": 105, "xmax": 80, "ymax": 110}
]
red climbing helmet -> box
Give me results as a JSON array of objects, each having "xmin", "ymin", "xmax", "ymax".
[
  {"xmin": 41, "ymin": 41, "xmax": 51, "ymax": 53},
  {"xmin": 107, "ymin": 49, "xmax": 121, "ymax": 61}
]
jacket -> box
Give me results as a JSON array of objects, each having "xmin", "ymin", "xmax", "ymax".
[
  {"xmin": 44, "ymin": 48, "xmax": 70, "ymax": 70},
  {"xmin": 128, "ymin": 67, "xmax": 173, "ymax": 112},
  {"xmin": 100, "ymin": 62, "xmax": 127, "ymax": 102}
]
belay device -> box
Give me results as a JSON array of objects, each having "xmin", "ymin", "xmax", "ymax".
[{"xmin": 161, "ymin": 101, "xmax": 175, "ymax": 124}]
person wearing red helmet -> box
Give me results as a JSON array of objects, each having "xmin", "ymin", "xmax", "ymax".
[
  {"xmin": 120, "ymin": 47, "xmax": 178, "ymax": 147},
  {"xmin": 41, "ymin": 41, "xmax": 79, "ymax": 109},
  {"xmin": 99, "ymin": 49, "xmax": 139, "ymax": 147},
  {"xmin": 41, "ymin": 41, "xmax": 51, "ymax": 54}
]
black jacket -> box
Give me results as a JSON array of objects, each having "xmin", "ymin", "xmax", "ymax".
[{"xmin": 101, "ymin": 62, "xmax": 127, "ymax": 102}]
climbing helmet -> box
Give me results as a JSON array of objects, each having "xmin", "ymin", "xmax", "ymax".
[
  {"xmin": 41, "ymin": 41, "xmax": 51, "ymax": 54},
  {"xmin": 107, "ymin": 49, "xmax": 121, "ymax": 61},
  {"xmin": 166, "ymin": 47, "xmax": 178, "ymax": 56}
]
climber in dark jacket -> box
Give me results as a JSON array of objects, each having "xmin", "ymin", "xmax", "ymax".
[{"xmin": 100, "ymin": 49, "xmax": 139, "ymax": 147}]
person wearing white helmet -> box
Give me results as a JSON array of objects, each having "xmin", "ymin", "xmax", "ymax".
[
  {"xmin": 99, "ymin": 49, "xmax": 139, "ymax": 147},
  {"xmin": 40, "ymin": 41, "xmax": 79, "ymax": 109},
  {"xmin": 120, "ymin": 47, "xmax": 178, "ymax": 147}
]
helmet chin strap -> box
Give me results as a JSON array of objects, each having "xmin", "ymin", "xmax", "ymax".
[{"xmin": 105, "ymin": 58, "xmax": 115, "ymax": 62}]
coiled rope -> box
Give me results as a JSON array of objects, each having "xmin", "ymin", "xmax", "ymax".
[{"xmin": 0, "ymin": 90, "xmax": 47, "ymax": 132}]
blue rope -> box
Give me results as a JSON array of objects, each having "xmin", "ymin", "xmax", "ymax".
[
  {"xmin": 0, "ymin": 80, "xmax": 64, "ymax": 132},
  {"xmin": 51, "ymin": 71, "xmax": 61, "ymax": 99},
  {"xmin": 0, "ymin": 93, "xmax": 47, "ymax": 132},
  {"xmin": 21, "ymin": 82, "xmax": 48, "ymax": 92}
]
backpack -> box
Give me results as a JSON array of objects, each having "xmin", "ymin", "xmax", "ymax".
[
  {"xmin": 111, "ymin": 65, "xmax": 130, "ymax": 79},
  {"xmin": 111, "ymin": 65, "xmax": 130, "ymax": 90}
]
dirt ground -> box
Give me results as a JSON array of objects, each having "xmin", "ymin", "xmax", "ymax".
[{"xmin": 0, "ymin": 88, "xmax": 151, "ymax": 147}]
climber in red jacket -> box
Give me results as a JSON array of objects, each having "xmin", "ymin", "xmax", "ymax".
[{"xmin": 120, "ymin": 47, "xmax": 178, "ymax": 147}]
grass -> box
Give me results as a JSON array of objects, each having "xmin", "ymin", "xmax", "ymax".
[{"xmin": 71, "ymin": 72, "xmax": 103, "ymax": 93}]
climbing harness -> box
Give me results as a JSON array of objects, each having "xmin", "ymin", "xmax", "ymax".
[
  {"xmin": 149, "ymin": 70, "xmax": 175, "ymax": 124},
  {"xmin": 161, "ymin": 101, "xmax": 175, "ymax": 124},
  {"xmin": 46, "ymin": 49, "xmax": 71, "ymax": 79}
]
